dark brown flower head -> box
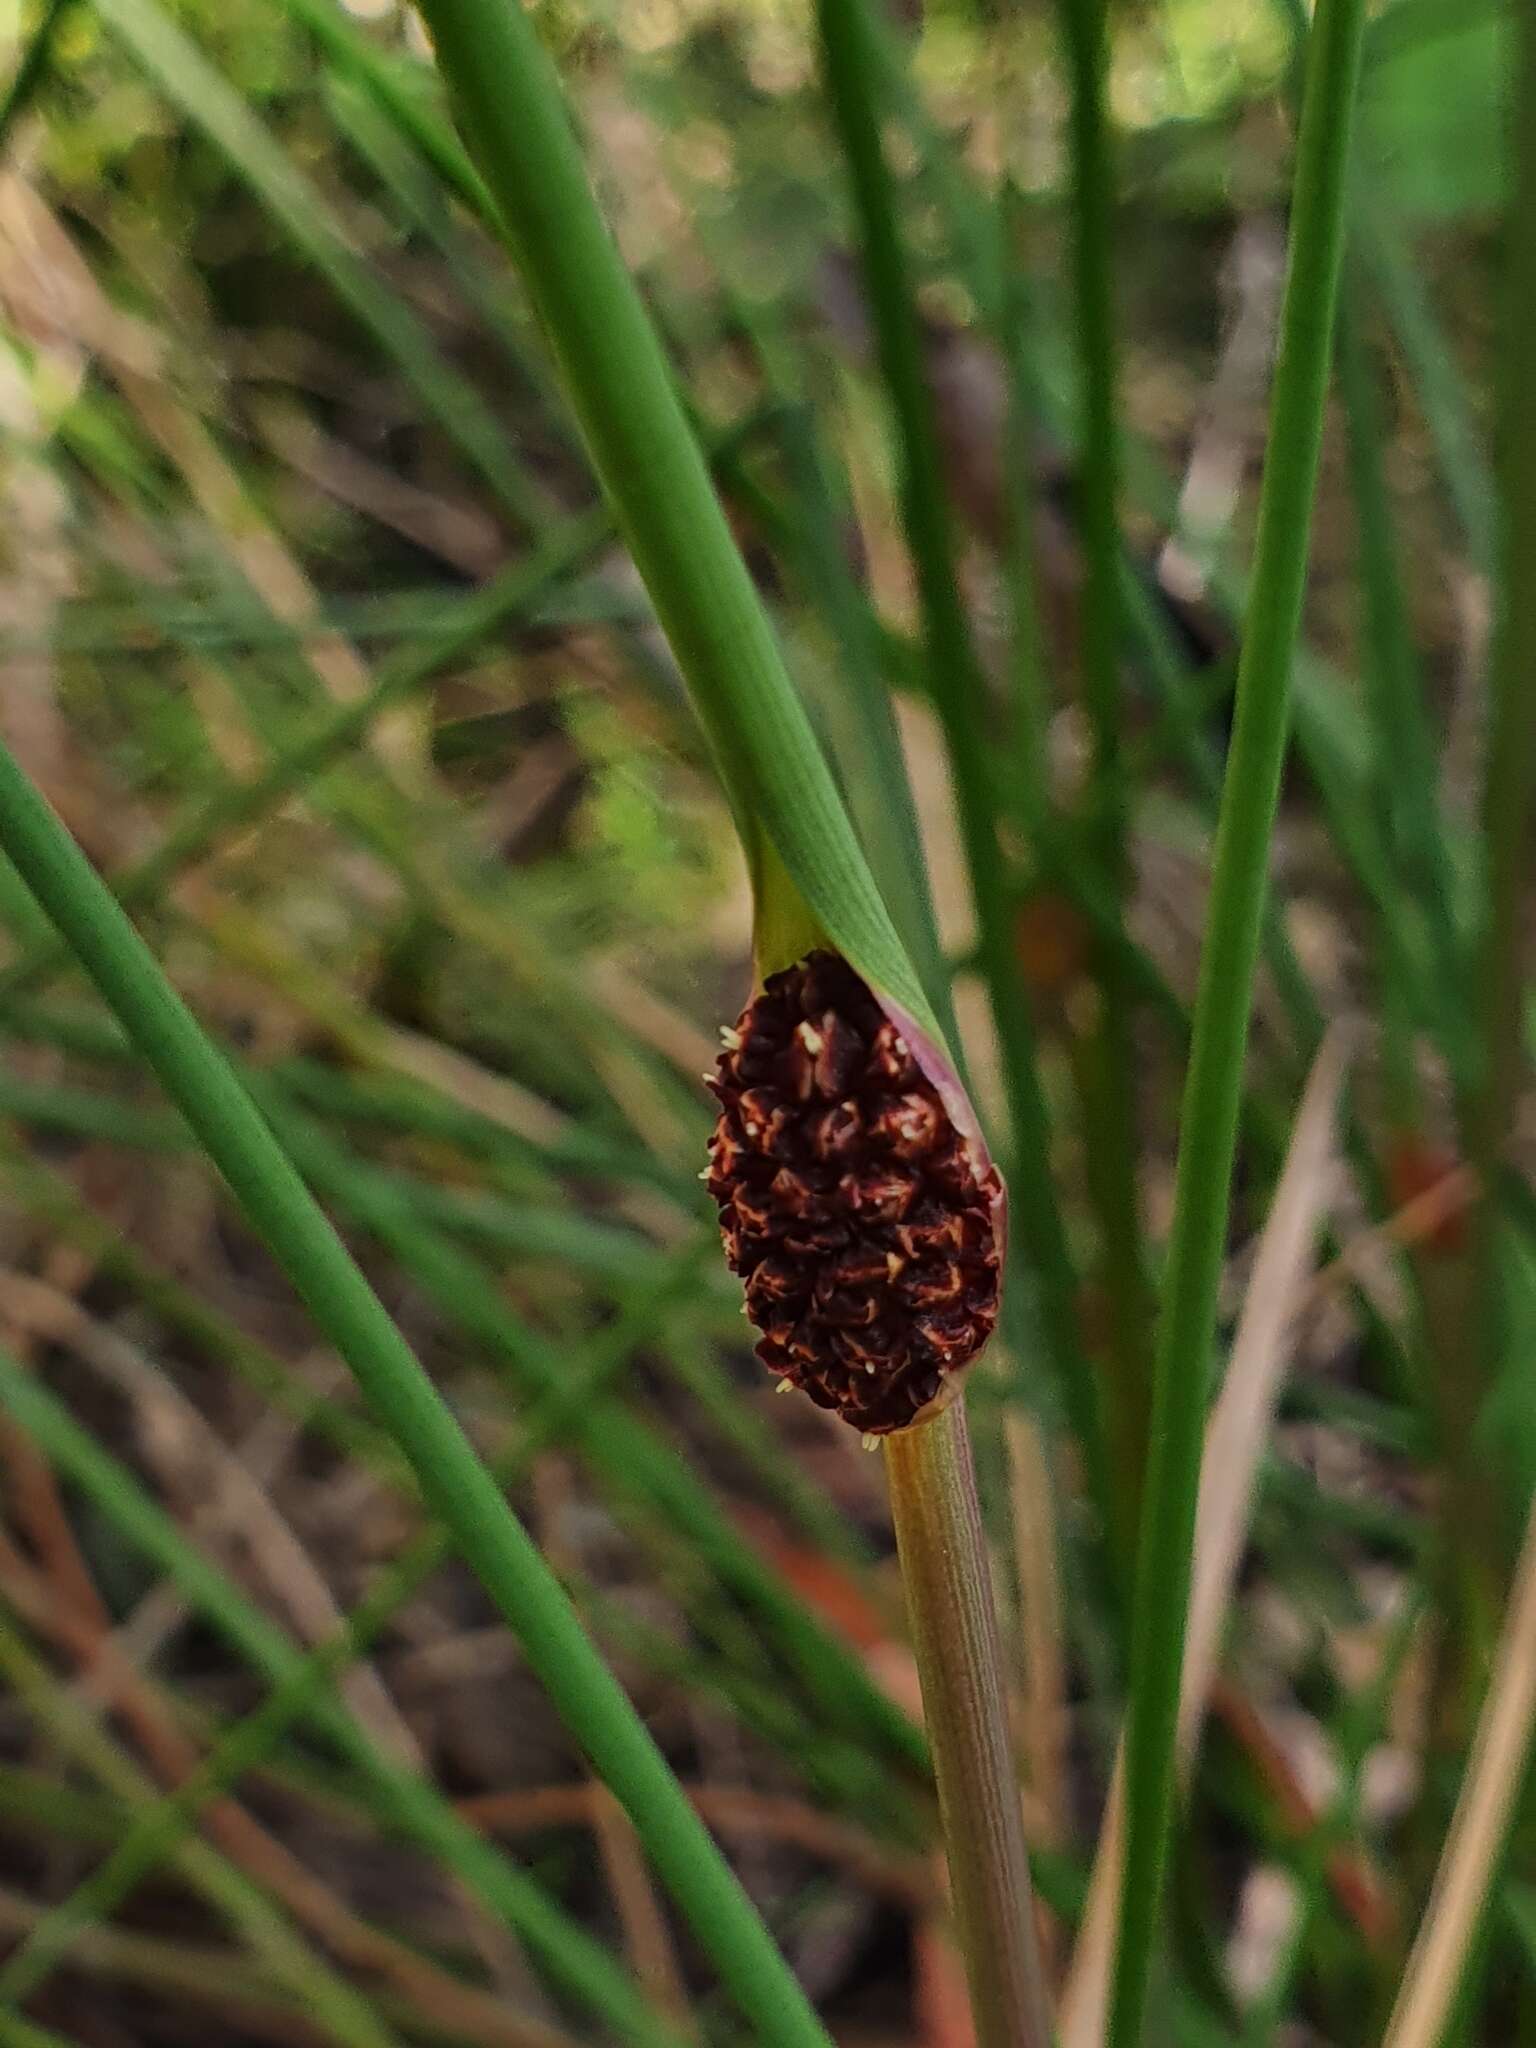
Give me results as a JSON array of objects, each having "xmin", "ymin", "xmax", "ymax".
[{"xmin": 705, "ymin": 951, "xmax": 1004, "ymax": 1435}]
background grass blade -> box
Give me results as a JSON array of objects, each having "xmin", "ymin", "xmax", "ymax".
[
  {"xmin": 412, "ymin": 0, "xmax": 933, "ymax": 1030},
  {"xmin": 1457, "ymin": 0, "xmax": 1536, "ymax": 1571},
  {"xmin": 1110, "ymin": 1, "xmax": 1369, "ymax": 2036},
  {"xmin": 0, "ymin": 735, "xmax": 837, "ymax": 2048},
  {"xmin": 1050, "ymin": 0, "xmax": 1154, "ymax": 1571},
  {"xmin": 813, "ymin": 0, "xmax": 1104, "ymax": 1518}
]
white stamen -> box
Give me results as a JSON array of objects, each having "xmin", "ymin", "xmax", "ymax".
[
  {"xmin": 719, "ymin": 1025, "xmax": 742, "ymax": 1049},
  {"xmin": 776, "ymin": 1378, "xmax": 794, "ymax": 1394},
  {"xmin": 862, "ymin": 1433, "xmax": 881, "ymax": 1453},
  {"xmin": 795, "ymin": 1020, "xmax": 825, "ymax": 1055}
]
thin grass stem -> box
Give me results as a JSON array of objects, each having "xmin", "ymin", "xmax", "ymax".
[
  {"xmin": 0, "ymin": 736, "xmax": 836, "ymax": 2048},
  {"xmin": 813, "ymin": 0, "xmax": 1105, "ymax": 1514},
  {"xmin": 1458, "ymin": 0, "xmax": 1536, "ymax": 1571},
  {"xmin": 412, "ymin": 0, "xmax": 929, "ymax": 1029},
  {"xmin": 1109, "ymin": 0, "xmax": 1368, "ymax": 2038},
  {"xmin": 1360, "ymin": 194, "xmax": 1496, "ymax": 579},
  {"xmin": 1052, "ymin": 0, "xmax": 1153, "ymax": 1555},
  {"xmin": 274, "ymin": 0, "xmax": 496, "ymax": 223},
  {"xmin": 1336, "ymin": 276, "xmax": 1448, "ymax": 1120},
  {"xmin": 996, "ymin": 178, "xmax": 1052, "ymax": 840},
  {"xmin": 0, "ymin": 0, "xmax": 71, "ymax": 154}
]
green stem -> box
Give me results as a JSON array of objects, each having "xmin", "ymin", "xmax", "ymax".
[
  {"xmin": 1335, "ymin": 264, "xmax": 1496, "ymax": 1644},
  {"xmin": 0, "ymin": 740, "xmax": 835, "ymax": 2048},
  {"xmin": 1109, "ymin": 0, "xmax": 1368, "ymax": 2040},
  {"xmin": 413, "ymin": 0, "xmax": 929, "ymax": 1031},
  {"xmin": 710, "ymin": 290, "xmax": 950, "ymax": 1021},
  {"xmin": 0, "ymin": 0, "xmax": 71, "ymax": 152},
  {"xmin": 1052, "ymin": 0, "xmax": 1153, "ymax": 1547},
  {"xmin": 885, "ymin": 1399, "xmax": 1054, "ymax": 2048},
  {"xmin": 274, "ymin": 0, "xmax": 496, "ymax": 223},
  {"xmin": 814, "ymin": 0, "xmax": 1105, "ymax": 1509},
  {"xmin": 997, "ymin": 179, "xmax": 1052, "ymax": 839},
  {"xmin": 1335, "ymin": 278, "xmax": 1435, "ymax": 1123},
  {"xmin": 1460, "ymin": 0, "xmax": 1536, "ymax": 1564},
  {"xmin": 1360, "ymin": 193, "xmax": 1496, "ymax": 579}
]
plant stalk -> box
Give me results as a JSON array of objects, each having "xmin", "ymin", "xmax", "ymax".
[
  {"xmin": 1109, "ymin": 0, "xmax": 1367, "ymax": 2037},
  {"xmin": 0, "ymin": 731, "xmax": 838, "ymax": 2048},
  {"xmin": 815, "ymin": 0, "xmax": 1106, "ymax": 1524},
  {"xmin": 414, "ymin": 0, "xmax": 932, "ymax": 1032},
  {"xmin": 885, "ymin": 1397, "xmax": 1054, "ymax": 2048},
  {"xmin": 0, "ymin": 0, "xmax": 72, "ymax": 153},
  {"xmin": 1461, "ymin": 0, "xmax": 1536, "ymax": 1560},
  {"xmin": 1053, "ymin": 0, "xmax": 1154, "ymax": 1566}
]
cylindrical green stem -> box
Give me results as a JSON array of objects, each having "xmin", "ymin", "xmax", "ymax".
[
  {"xmin": 1053, "ymin": 0, "xmax": 1154, "ymax": 1571},
  {"xmin": 0, "ymin": 0, "xmax": 72, "ymax": 150},
  {"xmin": 1109, "ymin": 0, "xmax": 1367, "ymax": 2039},
  {"xmin": 815, "ymin": 0, "xmax": 1106, "ymax": 1525},
  {"xmin": 0, "ymin": 737, "xmax": 837, "ymax": 2048},
  {"xmin": 414, "ymin": 0, "xmax": 933, "ymax": 1035},
  {"xmin": 886, "ymin": 1398, "xmax": 1054, "ymax": 2048},
  {"xmin": 1462, "ymin": 0, "xmax": 1536, "ymax": 1560}
]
